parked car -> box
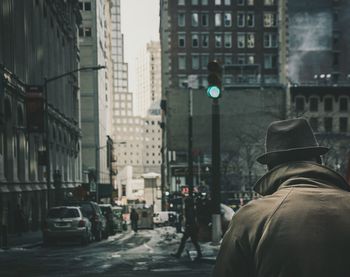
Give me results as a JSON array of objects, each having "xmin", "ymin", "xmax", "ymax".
[
  {"xmin": 99, "ymin": 204, "xmax": 119, "ymax": 235},
  {"xmin": 65, "ymin": 201, "xmax": 108, "ymax": 241},
  {"xmin": 153, "ymin": 211, "xmax": 177, "ymax": 227},
  {"xmin": 111, "ymin": 206, "xmax": 127, "ymax": 232},
  {"xmin": 42, "ymin": 206, "xmax": 92, "ymax": 246}
]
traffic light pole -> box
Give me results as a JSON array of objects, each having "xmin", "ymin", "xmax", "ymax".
[{"xmin": 211, "ymin": 98, "xmax": 222, "ymax": 244}]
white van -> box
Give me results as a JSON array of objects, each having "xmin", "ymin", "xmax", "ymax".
[{"xmin": 153, "ymin": 211, "xmax": 177, "ymax": 227}]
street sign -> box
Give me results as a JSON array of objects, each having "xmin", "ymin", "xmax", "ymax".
[{"xmin": 188, "ymin": 75, "xmax": 198, "ymax": 89}]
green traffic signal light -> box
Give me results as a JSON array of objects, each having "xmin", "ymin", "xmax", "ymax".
[
  {"xmin": 207, "ymin": 61, "xmax": 222, "ymax": 99},
  {"xmin": 207, "ymin": 85, "xmax": 221, "ymax": 99}
]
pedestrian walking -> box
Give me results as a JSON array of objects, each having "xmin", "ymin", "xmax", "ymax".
[
  {"xmin": 171, "ymin": 197, "xmax": 202, "ymax": 260},
  {"xmin": 213, "ymin": 118, "xmax": 350, "ymax": 277},
  {"xmin": 130, "ymin": 208, "xmax": 139, "ymax": 233}
]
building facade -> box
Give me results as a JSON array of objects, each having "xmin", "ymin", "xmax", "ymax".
[
  {"xmin": 159, "ymin": 0, "xmax": 284, "ymax": 203},
  {"xmin": 79, "ymin": 0, "xmax": 113, "ymax": 201},
  {"xmin": 0, "ymin": 0, "xmax": 81, "ymax": 235}
]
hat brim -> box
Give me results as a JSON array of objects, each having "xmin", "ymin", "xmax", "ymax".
[{"xmin": 256, "ymin": 146, "xmax": 329, "ymax": 165}]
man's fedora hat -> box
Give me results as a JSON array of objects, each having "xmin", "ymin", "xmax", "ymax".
[{"xmin": 257, "ymin": 118, "xmax": 329, "ymax": 165}]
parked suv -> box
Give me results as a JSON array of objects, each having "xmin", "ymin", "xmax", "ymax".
[
  {"xmin": 42, "ymin": 206, "xmax": 92, "ymax": 245},
  {"xmin": 65, "ymin": 201, "xmax": 108, "ymax": 241}
]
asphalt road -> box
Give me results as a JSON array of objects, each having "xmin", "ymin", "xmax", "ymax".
[{"xmin": 0, "ymin": 228, "xmax": 216, "ymax": 277}]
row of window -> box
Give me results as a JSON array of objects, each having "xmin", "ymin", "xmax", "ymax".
[
  {"xmin": 79, "ymin": 1, "xmax": 91, "ymax": 11},
  {"xmin": 295, "ymin": 97, "xmax": 348, "ymax": 113},
  {"xmin": 120, "ymin": 160, "xmax": 161, "ymax": 165},
  {"xmin": 178, "ymin": 32, "xmax": 278, "ymax": 49},
  {"xmin": 178, "ymin": 12, "xmax": 277, "ymax": 28},
  {"xmin": 178, "ymin": 0, "xmax": 276, "ymax": 6},
  {"xmin": 177, "ymin": 53, "xmax": 277, "ymax": 70},
  {"xmin": 177, "ymin": 74, "xmax": 279, "ymax": 88},
  {"xmin": 309, "ymin": 117, "xmax": 349, "ymax": 133}
]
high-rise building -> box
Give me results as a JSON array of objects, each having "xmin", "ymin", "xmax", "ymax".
[
  {"xmin": 79, "ymin": 0, "xmax": 113, "ymax": 200},
  {"xmin": 160, "ymin": 0, "xmax": 350, "ymax": 200},
  {"xmin": 135, "ymin": 41, "xmax": 162, "ymax": 117}
]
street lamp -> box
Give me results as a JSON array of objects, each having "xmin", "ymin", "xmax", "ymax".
[{"xmin": 44, "ymin": 65, "xmax": 105, "ymax": 207}]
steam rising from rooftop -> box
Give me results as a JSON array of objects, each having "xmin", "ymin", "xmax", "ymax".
[{"xmin": 288, "ymin": 12, "xmax": 332, "ymax": 84}]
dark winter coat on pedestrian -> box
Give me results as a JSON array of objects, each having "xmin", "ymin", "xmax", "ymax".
[{"xmin": 213, "ymin": 161, "xmax": 350, "ymax": 277}]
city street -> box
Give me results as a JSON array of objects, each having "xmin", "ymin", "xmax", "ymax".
[{"xmin": 0, "ymin": 227, "xmax": 217, "ymax": 277}]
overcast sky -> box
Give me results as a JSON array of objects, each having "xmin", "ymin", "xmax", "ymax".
[{"xmin": 121, "ymin": 0, "xmax": 160, "ymax": 93}]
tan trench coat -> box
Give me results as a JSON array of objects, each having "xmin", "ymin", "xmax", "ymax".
[{"xmin": 213, "ymin": 162, "xmax": 350, "ymax": 277}]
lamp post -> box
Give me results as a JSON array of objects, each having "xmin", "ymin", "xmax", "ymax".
[{"xmin": 44, "ymin": 65, "xmax": 105, "ymax": 208}]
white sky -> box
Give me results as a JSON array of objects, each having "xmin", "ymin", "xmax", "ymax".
[{"xmin": 121, "ymin": 0, "xmax": 160, "ymax": 93}]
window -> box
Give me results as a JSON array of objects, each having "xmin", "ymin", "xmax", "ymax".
[
  {"xmin": 224, "ymin": 55, "xmax": 232, "ymax": 65},
  {"xmin": 237, "ymin": 55, "xmax": 245, "ymax": 64},
  {"xmin": 339, "ymin": 98, "xmax": 348, "ymax": 111},
  {"xmin": 201, "ymin": 55, "xmax": 209, "ymax": 69},
  {"xmin": 264, "ymin": 0, "xmax": 275, "ymax": 5},
  {"xmin": 247, "ymin": 55, "xmax": 255, "ymax": 64},
  {"xmin": 237, "ymin": 34, "xmax": 245, "ymax": 48},
  {"xmin": 192, "ymin": 55, "xmax": 200, "ymax": 69},
  {"xmin": 79, "ymin": 27, "xmax": 84, "ymax": 37},
  {"xmin": 264, "ymin": 33, "xmax": 278, "ymax": 48},
  {"xmin": 201, "ymin": 13, "xmax": 209, "ymax": 26},
  {"xmin": 224, "ymin": 0, "xmax": 231, "ymax": 4},
  {"xmin": 215, "ymin": 0, "xmax": 221, "ymax": 5},
  {"xmin": 84, "ymin": 2, "xmax": 91, "ymax": 11},
  {"xmin": 84, "ymin": 27, "xmax": 92, "ymax": 37},
  {"xmin": 224, "ymin": 13, "xmax": 232, "ymax": 27},
  {"xmin": 264, "ymin": 12, "xmax": 277, "ymax": 27},
  {"xmin": 192, "ymin": 34, "xmax": 199, "ymax": 47},
  {"xmin": 178, "ymin": 0, "xmax": 185, "ymax": 5},
  {"xmin": 178, "ymin": 33, "xmax": 186, "ymax": 47},
  {"xmin": 201, "ymin": 0, "xmax": 208, "ymax": 5},
  {"xmin": 215, "ymin": 34, "xmax": 222, "ymax": 48},
  {"xmin": 201, "ymin": 34, "xmax": 209, "ymax": 47},
  {"xmin": 178, "ymin": 13, "xmax": 185, "ymax": 27},
  {"xmin": 237, "ymin": 0, "xmax": 244, "ymax": 5},
  {"xmin": 324, "ymin": 98, "xmax": 333, "ymax": 111},
  {"xmin": 237, "ymin": 12, "xmax": 245, "ymax": 27},
  {"xmin": 215, "ymin": 13, "xmax": 222, "ymax": 26},
  {"xmin": 310, "ymin": 97, "xmax": 318, "ymax": 112},
  {"xmin": 192, "ymin": 13, "xmax": 199, "ymax": 26},
  {"xmin": 264, "ymin": 54, "xmax": 277, "ymax": 69},
  {"xmin": 339, "ymin": 117, "xmax": 348, "ymax": 133},
  {"xmin": 246, "ymin": 12, "xmax": 255, "ymax": 27},
  {"xmin": 247, "ymin": 0, "xmax": 254, "ymax": 5},
  {"xmin": 79, "ymin": 2, "xmax": 83, "ymax": 10},
  {"xmin": 247, "ymin": 33, "xmax": 255, "ymax": 48},
  {"xmin": 309, "ymin": 118, "xmax": 319, "ymax": 132},
  {"xmin": 224, "ymin": 33, "xmax": 232, "ymax": 48},
  {"xmin": 192, "ymin": 0, "xmax": 199, "ymax": 4},
  {"xmin": 295, "ymin": 97, "xmax": 305, "ymax": 112},
  {"xmin": 178, "ymin": 55, "xmax": 186, "ymax": 70},
  {"xmin": 324, "ymin": 117, "xmax": 333, "ymax": 132}
]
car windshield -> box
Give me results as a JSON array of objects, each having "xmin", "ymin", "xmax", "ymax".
[{"xmin": 48, "ymin": 208, "xmax": 80, "ymax": 219}]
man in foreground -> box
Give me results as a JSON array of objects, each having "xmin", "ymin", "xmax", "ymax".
[{"xmin": 213, "ymin": 118, "xmax": 350, "ymax": 277}]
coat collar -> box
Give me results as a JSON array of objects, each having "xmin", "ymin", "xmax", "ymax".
[{"xmin": 254, "ymin": 161, "xmax": 350, "ymax": 196}]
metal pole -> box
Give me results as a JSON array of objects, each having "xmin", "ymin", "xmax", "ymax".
[
  {"xmin": 211, "ymin": 98, "xmax": 222, "ymax": 244},
  {"xmin": 44, "ymin": 79, "xmax": 51, "ymax": 208},
  {"xmin": 188, "ymin": 87, "xmax": 193, "ymax": 199}
]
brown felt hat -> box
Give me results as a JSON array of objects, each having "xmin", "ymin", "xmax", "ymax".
[{"xmin": 257, "ymin": 118, "xmax": 329, "ymax": 165}]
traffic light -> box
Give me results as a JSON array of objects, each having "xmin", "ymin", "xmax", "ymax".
[{"xmin": 207, "ymin": 60, "xmax": 222, "ymax": 99}]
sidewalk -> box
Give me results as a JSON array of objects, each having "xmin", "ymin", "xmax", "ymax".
[{"xmin": 3, "ymin": 230, "xmax": 43, "ymax": 250}]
